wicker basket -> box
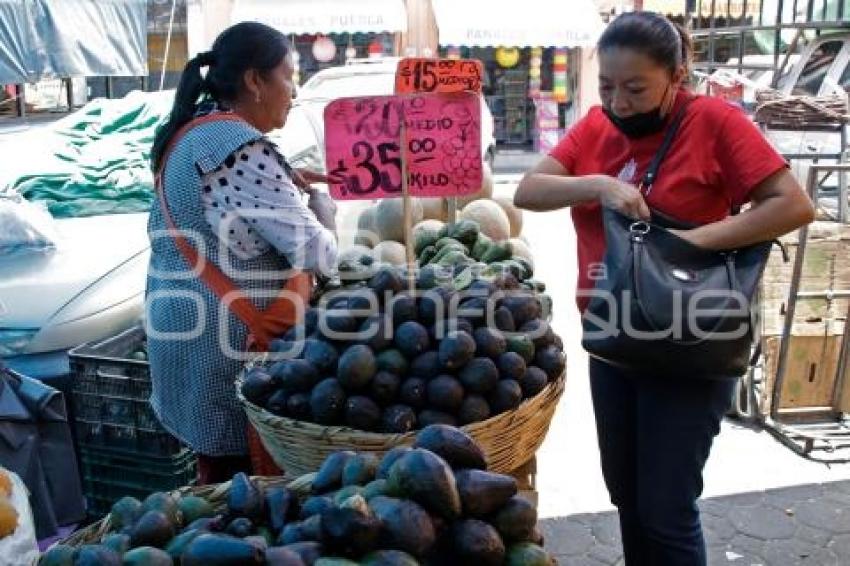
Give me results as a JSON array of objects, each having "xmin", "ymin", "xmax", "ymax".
[
  {"xmin": 237, "ymin": 358, "xmax": 566, "ymax": 477},
  {"xmin": 57, "ymin": 474, "xmax": 313, "ymax": 548},
  {"xmin": 754, "ymin": 90, "xmax": 849, "ymax": 128}
]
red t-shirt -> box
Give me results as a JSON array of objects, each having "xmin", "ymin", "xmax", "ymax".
[{"xmin": 549, "ymin": 90, "xmax": 787, "ymax": 311}]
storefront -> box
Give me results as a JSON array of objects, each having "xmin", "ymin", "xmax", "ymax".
[{"xmin": 431, "ymin": 0, "xmax": 604, "ymax": 150}]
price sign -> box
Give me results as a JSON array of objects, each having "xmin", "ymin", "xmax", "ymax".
[
  {"xmin": 395, "ymin": 58, "xmax": 484, "ymax": 94},
  {"xmin": 324, "ymin": 92, "xmax": 482, "ymax": 200}
]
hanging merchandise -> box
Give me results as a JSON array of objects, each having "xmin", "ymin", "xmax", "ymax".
[
  {"xmin": 528, "ymin": 47, "xmax": 543, "ymax": 98},
  {"xmin": 291, "ymin": 45, "xmax": 301, "ymax": 85},
  {"xmin": 447, "ymin": 46, "xmax": 461, "ymax": 60},
  {"xmin": 345, "ymin": 37, "xmax": 357, "ymax": 62},
  {"xmin": 553, "ymin": 48, "xmax": 569, "ymax": 103},
  {"xmin": 496, "ymin": 46, "xmax": 520, "ymax": 68},
  {"xmin": 368, "ymin": 39, "xmax": 383, "ymax": 58},
  {"xmin": 312, "ymin": 35, "xmax": 337, "ymax": 63}
]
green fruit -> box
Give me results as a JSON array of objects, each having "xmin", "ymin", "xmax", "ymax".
[
  {"xmin": 142, "ymin": 493, "xmax": 181, "ymax": 526},
  {"xmin": 493, "ymin": 496, "xmax": 538, "ymax": 543},
  {"xmin": 426, "ymin": 375, "xmax": 464, "ymax": 414},
  {"xmin": 417, "ymin": 410, "xmax": 457, "ymax": 428},
  {"xmin": 122, "ymin": 547, "xmax": 173, "ymax": 566},
  {"xmin": 333, "ymin": 485, "xmax": 363, "ymax": 505},
  {"xmin": 381, "ymin": 404, "xmax": 417, "ymax": 433},
  {"xmin": 500, "ymin": 296, "xmax": 541, "ymax": 328},
  {"xmin": 344, "ymin": 396, "xmax": 382, "ymax": 431},
  {"xmin": 451, "ymin": 519, "xmax": 505, "ymax": 566},
  {"xmin": 368, "ymin": 496, "xmax": 435, "ymax": 558},
  {"xmin": 337, "ymin": 345, "xmax": 377, "ymax": 390},
  {"xmin": 459, "ymin": 358, "xmax": 500, "ymax": 395},
  {"xmin": 313, "ymin": 451, "xmax": 357, "ymax": 494},
  {"xmin": 361, "ymin": 479, "xmax": 389, "ymax": 501},
  {"xmin": 393, "ymin": 322, "xmax": 430, "ymax": 359},
  {"xmin": 494, "ymin": 306, "xmax": 516, "ymax": 332},
  {"xmin": 436, "ymin": 250, "xmax": 472, "ymax": 268},
  {"xmin": 178, "ymin": 496, "xmax": 215, "ymax": 526},
  {"xmin": 226, "ymin": 517, "xmax": 255, "ymax": 538},
  {"xmin": 505, "ymin": 543, "xmax": 554, "ymax": 566},
  {"xmin": 533, "ymin": 345, "xmax": 565, "ymax": 381},
  {"xmin": 413, "ymin": 424, "xmax": 486, "ymax": 470},
  {"xmin": 241, "ymin": 369, "xmax": 277, "ymax": 407},
  {"xmin": 473, "ymin": 328, "xmax": 507, "ymax": 360},
  {"xmin": 38, "ymin": 545, "xmax": 75, "ymax": 566},
  {"xmin": 409, "ymin": 351, "xmax": 441, "ymax": 379},
  {"xmin": 342, "ymin": 453, "xmax": 379, "ymax": 486},
  {"xmin": 385, "ymin": 448, "xmax": 461, "ymax": 520},
  {"xmin": 368, "ymin": 267, "xmax": 404, "ymax": 297},
  {"xmin": 129, "ymin": 510, "xmax": 175, "ymax": 549},
  {"xmin": 100, "ymin": 533, "xmax": 130, "ymax": 554},
  {"xmin": 438, "ymin": 331, "xmax": 475, "ymax": 370},
  {"xmin": 165, "ymin": 529, "xmax": 203, "ymax": 559},
  {"xmin": 271, "ymin": 359, "xmax": 320, "ymax": 393},
  {"xmin": 376, "ymin": 349, "xmax": 409, "ymax": 376},
  {"xmin": 519, "ymin": 367, "xmax": 548, "ymax": 399},
  {"xmin": 228, "ymin": 473, "xmax": 265, "ymax": 522},
  {"xmin": 415, "ymin": 260, "xmax": 440, "ymax": 286},
  {"xmin": 265, "ymin": 547, "xmax": 307, "ymax": 566},
  {"xmin": 282, "ymin": 542, "xmax": 323, "ymax": 565},
  {"xmin": 501, "ymin": 259, "xmax": 529, "ymax": 281},
  {"xmin": 310, "ymin": 379, "xmax": 348, "ymax": 425},
  {"xmin": 447, "ymin": 220, "xmax": 480, "ymax": 247},
  {"xmin": 370, "ymin": 371, "xmax": 400, "ymax": 407},
  {"xmin": 110, "ymin": 496, "xmax": 143, "ymax": 531},
  {"xmin": 458, "ymin": 395, "xmax": 491, "ymax": 425},
  {"xmin": 498, "ymin": 352, "xmax": 527, "ymax": 382},
  {"xmin": 512, "ymin": 257, "xmax": 535, "ymax": 279},
  {"xmin": 506, "ymin": 335, "xmax": 535, "ymax": 364},
  {"xmin": 72, "ymin": 545, "xmax": 121, "ymax": 566},
  {"xmin": 300, "ymin": 495, "xmax": 334, "ymax": 519},
  {"xmin": 361, "ymin": 314, "xmax": 393, "ymax": 351},
  {"xmin": 471, "ymin": 233, "xmax": 493, "ymax": 261},
  {"xmin": 489, "ymin": 379, "xmax": 523, "ymax": 414},
  {"xmin": 454, "ymin": 469, "xmax": 518, "ymax": 516},
  {"xmin": 399, "ymin": 378, "xmax": 427, "ymax": 410},
  {"xmin": 266, "ymin": 487, "xmax": 300, "ymax": 533},
  {"xmin": 320, "ymin": 495, "xmax": 381, "ymax": 556},
  {"xmin": 434, "ymin": 237, "xmax": 464, "ymax": 251},
  {"xmin": 303, "ymin": 339, "xmax": 339, "ymax": 375},
  {"xmin": 481, "ymin": 240, "xmax": 512, "ymax": 264},
  {"xmin": 180, "ymin": 534, "xmax": 264, "ymax": 566},
  {"xmin": 376, "ymin": 447, "xmax": 412, "ymax": 480}
]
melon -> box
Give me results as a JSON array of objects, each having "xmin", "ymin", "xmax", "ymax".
[
  {"xmin": 355, "ymin": 207, "xmax": 380, "ymax": 248},
  {"xmin": 460, "ymin": 199, "xmax": 511, "ymax": 241},
  {"xmin": 493, "ymin": 197, "xmax": 523, "ymax": 237},
  {"xmin": 508, "ymin": 238, "xmax": 534, "ymax": 265},
  {"xmin": 373, "ymin": 241, "xmax": 408, "ymax": 266},
  {"xmin": 375, "ymin": 199, "xmax": 424, "ymax": 243},
  {"xmin": 457, "ymin": 163, "xmax": 494, "ymax": 208},
  {"xmin": 420, "ymin": 197, "xmax": 448, "ymax": 221}
]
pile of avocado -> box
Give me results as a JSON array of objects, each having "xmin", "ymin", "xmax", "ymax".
[
  {"xmin": 43, "ymin": 425, "xmax": 554, "ymax": 565},
  {"xmin": 242, "ymin": 265, "xmax": 565, "ymax": 433}
]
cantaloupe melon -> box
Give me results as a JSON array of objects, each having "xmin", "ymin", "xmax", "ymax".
[
  {"xmin": 354, "ymin": 207, "xmax": 379, "ymax": 248},
  {"xmin": 419, "ymin": 197, "xmax": 448, "ymax": 221},
  {"xmin": 372, "ymin": 240, "xmax": 408, "ymax": 266},
  {"xmin": 457, "ymin": 163, "xmax": 494, "ymax": 208},
  {"xmin": 460, "ymin": 199, "xmax": 511, "ymax": 241},
  {"xmin": 493, "ymin": 197, "xmax": 523, "ymax": 237},
  {"xmin": 374, "ymin": 199, "xmax": 424, "ymax": 243},
  {"xmin": 508, "ymin": 238, "xmax": 534, "ymax": 265}
]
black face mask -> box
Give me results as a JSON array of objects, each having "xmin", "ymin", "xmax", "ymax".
[{"xmin": 603, "ymin": 105, "xmax": 667, "ymax": 139}]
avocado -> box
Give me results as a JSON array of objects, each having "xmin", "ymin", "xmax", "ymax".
[
  {"xmin": 342, "ymin": 453, "xmax": 379, "ymax": 486},
  {"xmin": 310, "ymin": 378, "xmax": 348, "ymax": 425},
  {"xmin": 458, "ymin": 395, "xmax": 492, "ymax": 425},
  {"xmin": 481, "ymin": 240, "xmax": 512, "ymax": 264},
  {"xmin": 381, "ymin": 404, "xmax": 417, "ymax": 433},
  {"xmin": 266, "ymin": 389, "xmax": 290, "ymax": 416},
  {"xmin": 454, "ymin": 318, "xmax": 475, "ymax": 335},
  {"xmin": 426, "ymin": 375, "xmax": 465, "ymax": 414},
  {"xmin": 369, "ymin": 267, "xmax": 405, "ymax": 299},
  {"xmin": 361, "ymin": 479, "xmax": 389, "ymax": 501},
  {"xmin": 519, "ymin": 367, "xmax": 548, "ymax": 398},
  {"xmin": 360, "ymin": 314, "xmax": 393, "ymax": 352},
  {"xmin": 498, "ymin": 352, "xmax": 527, "ymax": 381},
  {"xmin": 369, "ymin": 496, "xmax": 435, "ymax": 557},
  {"xmin": 519, "ymin": 319, "xmax": 555, "ymax": 350},
  {"xmin": 533, "ymin": 345, "xmax": 565, "ymax": 381},
  {"xmin": 266, "ymin": 487, "xmax": 300, "ymax": 533},
  {"xmin": 376, "ymin": 446, "xmax": 412, "ymax": 480},
  {"xmin": 101, "ymin": 533, "xmax": 130, "ymax": 554},
  {"xmin": 489, "ymin": 379, "xmax": 523, "ymax": 414},
  {"xmin": 413, "ymin": 425, "xmax": 486, "ymax": 470},
  {"xmin": 417, "ymin": 410, "xmax": 457, "ymax": 427},
  {"xmin": 283, "ymin": 542, "xmax": 324, "ymax": 566},
  {"xmin": 362, "ymin": 549, "xmax": 420, "ymax": 566},
  {"xmin": 321, "ymin": 309, "xmax": 359, "ymax": 338},
  {"xmin": 270, "ymin": 359, "xmax": 320, "ymax": 393},
  {"xmin": 337, "ymin": 345, "xmax": 377, "ymax": 390},
  {"xmin": 493, "ymin": 495, "xmax": 538, "ymax": 543},
  {"xmin": 129, "ymin": 510, "xmax": 175, "ymax": 549},
  {"xmin": 473, "ymin": 328, "xmax": 507, "ymax": 359},
  {"xmin": 506, "ymin": 335, "xmax": 536, "ymax": 364},
  {"xmin": 301, "ymin": 338, "xmax": 340, "ymax": 373},
  {"xmin": 165, "ymin": 529, "xmax": 202, "ymax": 559},
  {"xmin": 225, "ymin": 517, "xmax": 255, "ymax": 538},
  {"xmin": 415, "ymin": 261, "xmax": 440, "ymax": 288},
  {"xmin": 109, "ymin": 495, "xmax": 143, "ymax": 532},
  {"xmin": 313, "ymin": 560, "xmax": 359, "ymax": 566},
  {"xmin": 38, "ymin": 544, "xmax": 75, "ymax": 566},
  {"xmin": 228, "ymin": 473, "xmax": 265, "ymax": 522},
  {"xmin": 389, "ymin": 294, "xmax": 418, "ymax": 326},
  {"xmin": 370, "ymin": 371, "xmax": 400, "ymax": 406},
  {"xmin": 437, "ymin": 331, "xmax": 475, "ymax": 370},
  {"xmin": 505, "ymin": 543, "xmax": 554, "ymax": 566},
  {"xmin": 346, "ymin": 290, "xmax": 379, "ymax": 317},
  {"xmin": 181, "ymin": 534, "xmax": 264, "ymax": 566},
  {"xmin": 454, "ymin": 469, "xmax": 518, "ymax": 516},
  {"xmin": 280, "ymin": 521, "xmax": 314, "ymax": 545},
  {"xmin": 333, "ymin": 485, "xmax": 364, "ymax": 505},
  {"xmin": 265, "ymin": 546, "xmax": 307, "ymax": 566},
  {"xmin": 409, "ymin": 351, "xmax": 442, "ymax": 379},
  {"xmin": 398, "ymin": 377, "xmax": 428, "ymax": 410},
  {"xmin": 320, "ymin": 495, "xmax": 381, "ymax": 556},
  {"xmin": 376, "ymin": 348, "xmax": 409, "ymax": 376},
  {"xmin": 385, "ymin": 448, "xmax": 461, "ymax": 519},
  {"xmin": 451, "ymin": 519, "xmax": 506, "ymax": 566},
  {"xmin": 270, "ymin": 339, "xmax": 302, "ymax": 357},
  {"xmin": 286, "ymin": 392, "xmax": 313, "ymax": 421},
  {"xmin": 72, "ymin": 545, "xmax": 121, "ymax": 566},
  {"xmin": 418, "ymin": 286, "xmax": 453, "ymax": 325},
  {"xmin": 493, "ymin": 306, "xmax": 516, "ymax": 332},
  {"xmin": 394, "ymin": 321, "xmax": 430, "ymax": 359},
  {"xmin": 459, "ymin": 358, "xmax": 500, "ymax": 395},
  {"xmin": 457, "ymin": 296, "xmax": 489, "ymax": 327},
  {"xmin": 142, "ymin": 492, "xmax": 181, "ymax": 526},
  {"xmin": 499, "ymin": 295, "xmax": 541, "ymax": 327},
  {"xmin": 313, "ymin": 451, "xmax": 357, "ymax": 494},
  {"xmin": 184, "ymin": 517, "xmax": 215, "ymax": 532},
  {"xmin": 447, "ymin": 220, "xmax": 480, "ymax": 247},
  {"xmin": 471, "ymin": 233, "xmax": 493, "ymax": 261},
  {"xmin": 178, "ymin": 496, "xmax": 215, "ymax": 526},
  {"xmin": 241, "ymin": 368, "xmax": 277, "ymax": 407},
  {"xmin": 122, "ymin": 547, "xmax": 173, "ymax": 566},
  {"xmin": 344, "ymin": 395, "xmax": 382, "ymax": 431}
]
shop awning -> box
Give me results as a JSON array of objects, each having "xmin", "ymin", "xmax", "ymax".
[
  {"xmin": 432, "ymin": 0, "xmax": 605, "ymax": 47},
  {"xmin": 231, "ymin": 0, "xmax": 408, "ymax": 35}
]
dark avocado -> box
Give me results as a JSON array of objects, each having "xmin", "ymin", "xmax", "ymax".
[
  {"xmin": 310, "ymin": 378, "xmax": 348, "ymax": 425},
  {"xmin": 388, "ymin": 294, "xmax": 418, "ymax": 326},
  {"xmin": 488, "ymin": 379, "xmax": 523, "ymax": 414},
  {"xmin": 399, "ymin": 377, "xmax": 428, "ymax": 410},
  {"xmin": 368, "ymin": 496, "xmax": 436, "ymax": 558},
  {"xmin": 376, "ymin": 446, "xmax": 412, "ymax": 480},
  {"xmin": 519, "ymin": 319, "xmax": 555, "ymax": 350},
  {"xmin": 370, "ymin": 371, "xmax": 400, "ymax": 406},
  {"xmin": 342, "ymin": 452, "xmax": 380, "ymax": 486},
  {"xmin": 417, "ymin": 409, "xmax": 457, "ymax": 427},
  {"xmin": 533, "ymin": 345, "xmax": 566, "ymax": 381},
  {"xmin": 320, "ymin": 495, "xmax": 381, "ymax": 557},
  {"xmin": 519, "ymin": 367, "xmax": 548, "ymax": 398},
  {"xmin": 337, "ymin": 345, "xmax": 377, "ymax": 390},
  {"xmin": 287, "ymin": 393, "xmax": 313, "ymax": 421},
  {"xmin": 473, "ymin": 328, "xmax": 507, "ymax": 359},
  {"xmin": 129, "ymin": 510, "xmax": 175, "ymax": 549},
  {"xmin": 458, "ymin": 395, "xmax": 491, "ymax": 425},
  {"xmin": 72, "ymin": 545, "xmax": 121, "ymax": 566},
  {"xmin": 393, "ymin": 321, "xmax": 430, "ymax": 359},
  {"xmin": 426, "ymin": 375, "xmax": 465, "ymax": 414},
  {"xmin": 385, "ymin": 448, "xmax": 461, "ymax": 520},
  {"xmin": 450, "ymin": 519, "xmax": 505, "ymax": 566},
  {"xmin": 240, "ymin": 368, "xmax": 276, "ymax": 406},
  {"xmin": 180, "ymin": 533, "xmax": 264, "ymax": 566},
  {"xmin": 303, "ymin": 339, "xmax": 340, "ymax": 375},
  {"xmin": 413, "ymin": 424, "xmax": 486, "ymax": 470},
  {"xmin": 344, "ymin": 395, "xmax": 382, "ymax": 431},
  {"xmin": 458, "ymin": 357, "xmax": 500, "ymax": 395},
  {"xmin": 437, "ymin": 331, "xmax": 476, "ymax": 370},
  {"xmin": 265, "ymin": 547, "xmax": 307, "ymax": 566},
  {"xmin": 454, "ymin": 469, "xmax": 518, "ymax": 516},
  {"xmin": 266, "ymin": 389, "xmax": 289, "ymax": 416},
  {"xmin": 360, "ymin": 314, "xmax": 393, "ymax": 352},
  {"xmin": 381, "ymin": 404, "xmax": 417, "ymax": 434},
  {"xmin": 492, "ymin": 495, "xmax": 538, "ymax": 543},
  {"xmin": 312, "ymin": 451, "xmax": 357, "ymax": 494},
  {"xmin": 375, "ymin": 348, "xmax": 409, "ymax": 376},
  {"xmin": 493, "ymin": 306, "xmax": 516, "ymax": 332},
  {"xmin": 497, "ymin": 351, "xmax": 527, "ymax": 382},
  {"xmin": 271, "ymin": 359, "xmax": 320, "ymax": 393},
  {"xmin": 122, "ymin": 547, "xmax": 173, "ymax": 566},
  {"xmin": 227, "ymin": 472, "xmax": 265, "ymax": 522},
  {"xmin": 409, "ymin": 351, "xmax": 442, "ymax": 379},
  {"xmin": 282, "ymin": 542, "xmax": 324, "ymax": 566}
]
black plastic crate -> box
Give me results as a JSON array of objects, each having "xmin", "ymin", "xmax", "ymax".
[{"xmin": 69, "ymin": 326, "xmax": 185, "ymax": 457}]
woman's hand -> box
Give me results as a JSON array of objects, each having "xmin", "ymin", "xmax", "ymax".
[
  {"xmin": 292, "ymin": 168, "xmax": 330, "ymax": 190},
  {"xmin": 593, "ymin": 175, "xmax": 651, "ymax": 221},
  {"xmin": 305, "ymin": 187, "xmax": 337, "ymax": 232}
]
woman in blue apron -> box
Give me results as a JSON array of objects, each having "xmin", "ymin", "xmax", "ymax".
[{"xmin": 145, "ymin": 22, "xmax": 338, "ymax": 483}]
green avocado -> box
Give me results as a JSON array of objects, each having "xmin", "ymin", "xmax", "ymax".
[
  {"xmin": 505, "ymin": 335, "xmax": 536, "ymax": 364},
  {"xmin": 141, "ymin": 492, "xmax": 181, "ymax": 527},
  {"xmin": 313, "ymin": 451, "xmax": 357, "ymax": 494},
  {"xmin": 505, "ymin": 543, "xmax": 555, "ymax": 566},
  {"xmin": 282, "ymin": 541, "xmax": 324, "ymax": 565},
  {"xmin": 342, "ymin": 453, "xmax": 379, "ymax": 487},
  {"xmin": 38, "ymin": 545, "xmax": 75, "ymax": 566},
  {"xmin": 122, "ymin": 547, "xmax": 174, "ymax": 566},
  {"xmin": 265, "ymin": 547, "xmax": 307, "ymax": 566},
  {"xmin": 227, "ymin": 473, "xmax": 265, "ymax": 522},
  {"xmin": 471, "ymin": 233, "xmax": 493, "ymax": 261},
  {"xmin": 109, "ymin": 496, "xmax": 143, "ymax": 532},
  {"xmin": 376, "ymin": 447, "xmax": 412, "ymax": 480},
  {"xmin": 72, "ymin": 545, "xmax": 121, "ymax": 566},
  {"xmin": 337, "ymin": 345, "xmax": 377, "ymax": 390},
  {"xmin": 376, "ymin": 349, "xmax": 409, "ymax": 376},
  {"xmin": 447, "ymin": 220, "xmax": 480, "ymax": 247},
  {"xmin": 361, "ymin": 479, "xmax": 389, "ymax": 501},
  {"xmin": 493, "ymin": 496, "xmax": 538, "ymax": 543},
  {"xmin": 129, "ymin": 510, "xmax": 176, "ymax": 549},
  {"xmin": 100, "ymin": 533, "xmax": 130, "ymax": 555},
  {"xmin": 266, "ymin": 487, "xmax": 300, "ymax": 534},
  {"xmin": 177, "ymin": 496, "xmax": 215, "ymax": 526},
  {"xmin": 362, "ymin": 549, "xmax": 419, "ymax": 566},
  {"xmin": 180, "ymin": 534, "xmax": 264, "ymax": 566},
  {"xmin": 165, "ymin": 529, "xmax": 203, "ymax": 559}
]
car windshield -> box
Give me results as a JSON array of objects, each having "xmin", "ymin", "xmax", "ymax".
[{"xmin": 300, "ymin": 70, "xmax": 395, "ymax": 99}]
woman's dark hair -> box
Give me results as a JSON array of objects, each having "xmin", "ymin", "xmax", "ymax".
[
  {"xmin": 151, "ymin": 22, "xmax": 290, "ymax": 171},
  {"xmin": 597, "ymin": 11, "xmax": 692, "ymax": 78}
]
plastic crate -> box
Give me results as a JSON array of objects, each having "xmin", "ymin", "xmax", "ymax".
[
  {"xmin": 80, "ymin": 445, "xmax": 197, "ymax": 518},
  {"xmin": 69, "ymin": 326, "xmax": 185, "ymax": 457}
]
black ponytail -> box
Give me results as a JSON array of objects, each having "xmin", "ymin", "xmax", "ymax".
[
  {"xmin": 598, "ymin": 11, "xmax": 692, "ymax": 78},
  {"xmin": 151, "ymin": 22, "xmax": 290, "ymax": 172}
]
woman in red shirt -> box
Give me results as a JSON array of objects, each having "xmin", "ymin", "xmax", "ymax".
[{"xmin": 515, "ymin": 12, "xmax": 814, "ymax": 566}]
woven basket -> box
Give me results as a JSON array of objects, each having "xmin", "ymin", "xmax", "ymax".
[
  {"xmin": 754, "ymin": 90, "xmax": 849, "ymax": 128},
  {"xmin": 237, "ymin": 358, "xmax": 566, "ymax": 477},
  {"xmin": 57, "ymin": 474, "xmax": 313, "ymax": 548}
]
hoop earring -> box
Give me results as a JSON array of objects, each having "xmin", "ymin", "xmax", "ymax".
[{"xmin": 255, "ymin": 93, "xmax": 262, "ymax": 104}]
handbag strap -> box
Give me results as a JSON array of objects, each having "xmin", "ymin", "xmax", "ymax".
[{"xmin": 639, "ymin": 98, "xmax": 694, "ymax": 195}]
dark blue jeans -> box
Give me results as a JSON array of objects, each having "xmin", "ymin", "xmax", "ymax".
[{"xmin": 589, "ymin": 358, "xmax": 736, "ymax": 566}]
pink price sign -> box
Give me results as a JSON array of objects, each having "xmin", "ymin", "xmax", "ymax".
[{"xmin": 324, "ymin": 92, "xmax": 482, "ymax": 200}]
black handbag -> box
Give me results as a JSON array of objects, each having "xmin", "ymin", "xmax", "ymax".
[{"xmin": 581, "ymin": 101, "xmax": 779, "ymax": 379}]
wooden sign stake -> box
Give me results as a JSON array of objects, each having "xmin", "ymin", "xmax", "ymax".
[
  {"xmin": 400, "ymin": 119, "xmax": 416, "ymax": 292},
  {"xmin": 447, "ymin": 197, "xmax": 458, "ymax": 224}
]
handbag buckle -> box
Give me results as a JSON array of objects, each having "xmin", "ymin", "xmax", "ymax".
[{"xmin": 629, "ymin": 221, "xmax": 651, "ymax": 236}]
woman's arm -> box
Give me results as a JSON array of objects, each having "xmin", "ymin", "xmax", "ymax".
[
  {"xmin": 672, "ymin": 169, "xmax": 815, "ymax": 250},
  {"xmin": 514, "ymin": 156, "xmax": 651, "ymax": 220}
]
